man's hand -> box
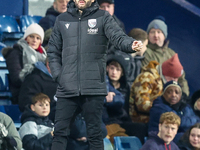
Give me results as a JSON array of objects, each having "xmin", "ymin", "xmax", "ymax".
[
  {"xmin": 132, "ymin": 40, "xmax": 143, "ymax": 52},
  {"xmin": 106, "ymin": 92, "xmax": 115, "ymax": 102}
]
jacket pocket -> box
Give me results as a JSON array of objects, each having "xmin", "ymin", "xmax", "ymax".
[{"xmin": 98, "ymin": 61, "xmax": 104, "ymax": 83}]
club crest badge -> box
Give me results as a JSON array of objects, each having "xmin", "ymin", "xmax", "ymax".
[
  {"xmin": 88, "ymin": 19, "xmax": 97, "ymax": 28},
  {"xmin": 65, "ymin": 23, "xmax": 70, "ymax": 29}
]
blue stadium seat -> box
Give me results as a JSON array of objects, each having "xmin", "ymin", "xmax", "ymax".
[
  {"xmin": 4, "ymin": 104, "xmax": 21, "ymax": 123},
  {"xmin": 0, "ymin": 15, "xmax": 23, "ymax": 46},
  {"xmin": 114, "ymin": 136, "xmax": 142, "ymax": 150},
  {"xmin": 0, "ymin": 105, "xmax": 6, "ymax": 113},
  {"xmin": 19, "ymin": 15, "xmax": 43, "ymax": 32},
  {"xmin": 104, "ymin": 137, "xmax": 114, "ymax": 150}
]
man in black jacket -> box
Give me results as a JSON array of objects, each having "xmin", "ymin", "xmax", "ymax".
[
  {"xmin": 39, "ymin": 0, "xmax": 69, "ymax": 32},
  {"xmin": 47, "ymin": 0, "xmax": 142, "ymax": 150}
]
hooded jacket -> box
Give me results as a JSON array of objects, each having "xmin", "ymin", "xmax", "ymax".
[
  {"xmin": 47, "ymin": 0, "xmax": 135, "ymax": 98},
  {"xmin": 19, "ymin": 106, "xmax": 54, "ymax": 150},
  {"xmin": 140, "ymin": 131, "xmax": 179, "ymax": 150},
  {"xmin": 129, "ymin": 61, "xmax": 163, "ymax": 123},
  {"xmin": 103, "ymin": 54, "xmax": 130, "ymax": 125},
  {"xmin": 39, "ymin": 6, "xmax": 60, "ymax": 31}
]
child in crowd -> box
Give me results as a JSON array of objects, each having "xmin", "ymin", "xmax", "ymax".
[
  {"xmin": 103, "ymin": 54, "xmax": 147, "ymax": 144},
  {"xmin": 19, "ymin": 93, "xmax": 54, "ymax": 150},
  {"xmin": 178, "ymin": 123, "xmax": 200, "ymax": 150},
  {"xmin": 0, "ymin": 112, "xmax": 22, "ymax": 150},
  {"xmin": 140, "ymin": 112, "xmax": 180, "ymax": 150}
]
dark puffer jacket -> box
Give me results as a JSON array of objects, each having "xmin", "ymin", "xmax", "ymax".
[
  {"xmin": 39, "ymin": 6, "xmax": 60, "ymax": 31},
  {"xmin": 47, "ymin": 0, "xmax": 135, "ymax": 98}
]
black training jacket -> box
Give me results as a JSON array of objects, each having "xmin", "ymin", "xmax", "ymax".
[{"xmin": 47, "ymin": 0, "xmax": 135, "ymax": 98}]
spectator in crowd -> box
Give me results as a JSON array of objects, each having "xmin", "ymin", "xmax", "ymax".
[
  {"xmin": 97, "ymin": 0, "xmax": 125, "ymax": 32},
  {"xmin": 191, "ymin": 89, "xmax": 200, "ymax": 118},
  {"xmin": 0, "ymin": 112, "xmax": 22, "ymax": 150},
  {"xmin": 39, "ymin": 0, "xmax": 69, "ymax": 32},
  {"xmin": 140, "ymin": 112, "xmax": 180, "ymax": 150},
  {"xmin": 39, "ymin": 0, "xmax": 70, "ymax": 47},
  {"xmin": 148, "ymin": 81, "xmax": 200, "ymax": 143},
  {"xmin": 47, "ymin": 0, "xmax": 143, "ymax": 149},
  {"xmin": 126, "ymin": 28, "xmax": 148, "ymax": 87},
  {"xmin": 97, "ymin": 0, "xmax": 126, "ymax": 52},
  {"xmin": 141, "ymin": 16, "xmax": 189, "ymax": 96},
  {"xmin": 178, "ymin": 123, "xmax": 200, "ymax": 150},
  {"xmin": 2, "ymin": 23, "xmax": 46, "ymax": 104},
  {"xmin": 129, "ymin": 53, "xmax": 183, "ymax": 123},
  {"xmin": 103, "ymin": 54, "xmax": 147, "ymax": 144},
  {"xmin": 19, "ymin": 93, "xmax": 54, "ymax": 150},
  {"xmin": 18, "ymin": 60, "xmax": 57, "ymax": 122}
]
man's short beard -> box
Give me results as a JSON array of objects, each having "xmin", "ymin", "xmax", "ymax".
[{"xmin": 74, "ymin": 0, "xmax": 93, "ymax": 10}]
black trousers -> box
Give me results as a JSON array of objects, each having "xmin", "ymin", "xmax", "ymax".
[{"xmin": 51, "ymin": 95, "xmax": 105, "ymax": 150}]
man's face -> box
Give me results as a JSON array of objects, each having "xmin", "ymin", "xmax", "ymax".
[
  {"xmin": 158, "ymin": 121, "xmax": 178, "ymax": 145},
  {"xmin": 189, "ymin": 127, "xmax": 200, "ymax": 148},
  {"xmin": 163, "ymin": 86, "xmax": 182, "ymax": 105},
  {"xmin": 148, "ymin": 28, "xmax": 165, "ymax": 47},
  {"xmin": 107, "ymin": 63, "xmax": 123, "ymax": 82},
  {"xmin": 195, "ymin": 98, "xmax": 200, "ymax": 110},
  {"xmin": 31, "ymin": 100, "xmax": 50, "ymax": 117},
  {"xmin": 99, "ymin": 2, "xmax": 114, "ymax": 16},
  {"xmin": 54, "ymin": 0, "xmax": 69, "ymax": 13},
  {"xmin": 164, "ymin": 76, "xmax": 178, "ymax": 82},
  {"xmin": 74, "ymin": 0, "xmax": 94, "ymax": 10}
]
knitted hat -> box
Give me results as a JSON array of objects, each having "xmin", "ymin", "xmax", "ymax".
[
  {"xmin": 97, "ymin": 0, "xmax": 114, "ymax": 5},
  {"xmin": 162, "ymin": 53, "xmax": 183, "ymax": 78},
  {"xmin": 163, "ymin": 80, "xmax": 182, "ymax": 94},
  {"xmin": 23, "ymin": 23, "xmax": 44, "ymax": 43},
  {"xmin": 147, "ymin": 18, "xmax": 168, "ymax": 38}
]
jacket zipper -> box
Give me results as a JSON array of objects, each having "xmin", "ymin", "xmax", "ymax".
[{"xmin": 78, "ymin": 17, "xmax": 81, "ymax": 94}]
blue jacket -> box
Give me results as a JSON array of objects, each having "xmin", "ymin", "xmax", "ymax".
[
  {"xmin": 103, "ymin": 75, "xmax": 130, "ymax": 125},
  {"xmin": 148, "ymin": 96, "xmax": 200, "ymax": 142}
]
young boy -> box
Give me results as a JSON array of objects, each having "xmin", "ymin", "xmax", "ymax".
[
  {"xmin": 19, "ymin": 93, "xmax": 54, "ymax": 150},
  {"xmin": 140, "ymin": 112, "xmax": 181, "ymax": 150}
]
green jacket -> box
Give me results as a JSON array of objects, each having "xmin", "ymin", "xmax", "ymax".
[
  {"xmin": 141, "ymin": 41, "xmax": 189, "ymax": 96},
  {"xmin": 0, "ymin": 112, "xmax": 22, "ymax": 150}
]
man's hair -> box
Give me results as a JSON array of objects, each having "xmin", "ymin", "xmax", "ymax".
[
  {"xmin": 128, "ymin": 28, "xmax": 148, "ymax": 42},
  {"xmin": 108, "ymin": 61, "xmax": 123, "ymax": 72},
  {"xmin": 32, "ymin": 93, "xmax": 50, "ymax": 105},
  {"xmin": 159, "ymin": 112, "xmax": 181, "ymax": 127}
]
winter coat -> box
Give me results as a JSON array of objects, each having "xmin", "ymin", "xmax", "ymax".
[
  {"xmin": 47, "ymin": 0, "xmax": 135, "ymax": 98},
  {"xmin": 18, "ymin": 62, "xmax": 57, "ymax": 116},
  {"xmin": 129, "ymin": 61, "xmax": 163, "ymax": 123},
  {"xmin": 103, "ymin": 76, "xmax": 130, "ymax": 125},
  {"xmin": 148, "ymin": 96, "xmax": 200, "ymax": 142},
  {"xmin": 0, "ymin": 112, "xmax": 22, "ymax": 150},
  {"xmin": 19, "ymin": 106, "xmax": 54, "ymax": 150},
  {"xmin": 39, "ymin": 6, "xmax": 60, "ymax": 31},
  {"xmin": 141, "ymin": 41, "xmax": 189, "ymax": 96},
  {"xmin": 2, "ymin": 39, "xmax": 47, "ymax": 104},
  {"xmin": 140, "ymin": 131, "xmax": 180, "ymax": 150}
]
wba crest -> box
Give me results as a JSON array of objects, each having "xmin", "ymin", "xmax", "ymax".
[{"xmin": 88, "ymin": 19, "xmax": 97, "ymax": 28}]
